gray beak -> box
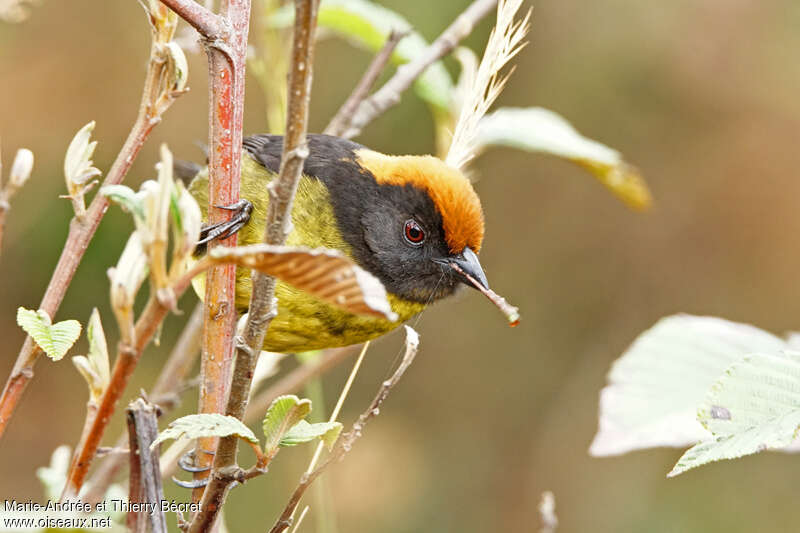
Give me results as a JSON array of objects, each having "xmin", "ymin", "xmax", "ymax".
[{"xmin": 435, "ymin": 246, "xmax": 489, "ymax": 291}]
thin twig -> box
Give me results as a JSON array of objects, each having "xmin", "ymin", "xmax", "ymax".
[
  {"xmin": 126, "ymin": 398, "xmax": 167, "ymax": 533},
  {"xmin": 268, "ymin": 327, "xmax": 420, "ymax": 533},
  {"xmin": 304, "ymin": 341, "xmax": 370, "ymax": 475},
  {"xmin": 159, "ymin": 0, "xmax": 224, "ymax": 39},
  {"xmin": 341, "ymin": 0, "xmax": 498, "ymax": 139},
  {"xmin": 0, "ymin": 147, "xmax": 33, "ymax": 258},
  {"xmin": 61, "ymin": 271, "xmax": 197, "ymax": 500},
  {"xmin": 0, "ymin": 6, "xmax": 186, "ymax": 441},
  {"xmin": 151, "ymin": 302, "xmax": 204, "ymax": 401},
  {"xmin": 324, "ymin": 30, "xmax": 408, "ymax": 137},
  {"xmin": 84, "ymin": 304, "xmax": 203, "ymax": 504},
  {"xmin": 188, "ymin": 1, "xmax": 320, "ymax": 529}
]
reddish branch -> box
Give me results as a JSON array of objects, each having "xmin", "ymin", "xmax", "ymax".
[
  {"xmin": 0, "ymin": 14, "xmax": 186, "ymax": 440},
  {"xmin": 84, "ymin": 304, "xmax": 203, "ymax": 504},
  {"xmin": 61, "ymin": 271, "xmax": 196, "ymax": 499},
  {"xmin": 188, "ymin": 1, "xmax": 320, "ymax": 529},
  {"xmin": 158, "ymin": 0, "xmax": 254, "ymax": 498}
]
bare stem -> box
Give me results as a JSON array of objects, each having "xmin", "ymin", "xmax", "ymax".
[
  {"xmin": 341, "ymin": 0, "xmax": 498, "ymax": 139},
  {"xmin": 84, "ymin": 304, "xmax": 203, "ymax": 504},
  {"xmin": 61, "ymin": 273, "xmax": 197, "ymax": 500},
  {"xmin": 0, "ymin": 13, "xmax": 187, "ymax": 441},
  {"xmin": 324, "ymin": 30, "xmax": 408, "ymax": 137},
  {"xmin": 190, "ymin": 0, "xmax": 252, "ymax": 499},
  {"xmin": 268, "ymin": 327, "xmax": 420, "ymax": 533},
  {"xmin": 126, "ymin": 398, "xmax": 167, "ymax": 533},
  {"xmin": 188, "ymin": 1, "xmax": 320, "ymax": 529},
  {"xmin": 159, "ymin": 0, "xmax": 224, "ymax": 38}
]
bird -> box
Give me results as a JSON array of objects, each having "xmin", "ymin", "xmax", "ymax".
[{"xmin": 186, "ymin": 133, "xmax": 489, "ymax": 353}]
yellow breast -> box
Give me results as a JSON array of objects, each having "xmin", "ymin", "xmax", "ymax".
[{"xmin": 189, "ymin": 155, "xmax": 423, "ymax": 353}]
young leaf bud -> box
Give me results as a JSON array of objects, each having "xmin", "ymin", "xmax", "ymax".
[
  {"xmin": 143, "ymin": 144, "xmax": 173, "ymax": 288},
  {"xmin": 170, "ymin": 180, "xmax": 202, "ymax": 274},
  {"xmin": 8, "ymin": 148, "xmax": 34, "ymax": 193},
  {"xmin": 108, "ymin": 231, "xmax": 148, "ymax": 345},
  {"xmin": 63, "ymin": 121, "xmax": 102, "ymax": 218},
  {"xmin": 165, "ymin": 42, "xmax": 189, "ymax": 94}
]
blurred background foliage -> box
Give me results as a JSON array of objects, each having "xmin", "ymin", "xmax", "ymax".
[{"xmin": 2, "ymin": 0, "xmax": 800, "ymax": 531}]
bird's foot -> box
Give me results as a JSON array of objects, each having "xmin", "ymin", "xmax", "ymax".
[
  {"xmin": 197, "ymin": 199, "xmax": 253, "ymax": 245},
  {"xmin": 172, "ymin": 449, "xmax": 215, "ymax": 489}
]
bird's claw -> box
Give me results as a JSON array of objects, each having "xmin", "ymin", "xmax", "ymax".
[
  {"xmin": 177, "ymin": 449, "xmax": 211, "ymax": 473},
  {"xmin": 197, "ymin": 199, "xmax": 253, "ymax": 245},
  {"xmin": 172, "ymin": 476, "xmax": 209, "ymax": 489},
  {"xmin": 173, "ymin": 449, "xmax": 216, "ymax": 488}
]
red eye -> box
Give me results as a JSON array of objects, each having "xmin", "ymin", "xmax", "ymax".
[{"xmin": 403, "ymin": 219, "xmax": 425, "ymax": 245}]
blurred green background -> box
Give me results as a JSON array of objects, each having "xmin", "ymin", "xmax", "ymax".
[{"xmin": 3, "ymin": 0, "xmax": 800, "ymax": 531}]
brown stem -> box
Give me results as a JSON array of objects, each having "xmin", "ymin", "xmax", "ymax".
[
  {"xmin": 84, "ymin": 304, "xmax": 203, "ymax": 504},
  {"xmin": 126, "ymin": 398, "xmax": 167, "ymax": 533},
  {"xmin": 159, "ymin": 0, "xmax": 224, "ymax": 38},
  {"xmin": 324, "ymin": 30, "xmax": 408, "ymax": 137},
  {"xmin": 191, "ymin": 0, "xmax": 252, "ymax": 500},
  {"xmin": 268, "ymin": 328, "xmax": 420, "ymax": 533},
  {"xmin": 341, "ymin": 0, "xmax": 498, "ymax": 139},
  {"xmin": 188, "ymin": 1, "xmax": 319, "ymax": 529},
  {"xmin": 0, "ymin": 18, "xmax": 186, "ymax": 441}
]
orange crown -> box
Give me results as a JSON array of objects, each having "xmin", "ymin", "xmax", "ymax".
[{"xmin": 356, "ymin": 150, "xmax": 485, "ymax": 253}]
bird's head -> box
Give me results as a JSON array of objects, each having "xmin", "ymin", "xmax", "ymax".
[
  {"xmin": 340, "ymin": 149, "xmax": 488, "ymax": 304},
  {"xmin": 242, "ymin": 134, "xmax": 490, "ymax": 307}
]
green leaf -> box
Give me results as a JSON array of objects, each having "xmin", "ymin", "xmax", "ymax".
[
  {"xmin": 590, "ymin": 314, "xmax": 790, "ymax": 457},
  {"xmin": 101, "ymin": 184, "xmax": 146, "ymax": 223},
  {"xmin": 262, "ymin": 395, "xmax": 312, "ymax": 453},
  {"xmin": 280, "ymin": 420, "xmax": 343, "ymax": 450},
  {"xmin": 17, "ymin": 307, "xmax": 81, "ymax": 361},
  {"xmin": 151, "ymin": 414, "xmax": 259, "ymax": 449},
  {"xmin": 669, "ymin": 352, "xmax": 800, "ymax": 477},
  {"xmin": 476, "ymin": 107, "xmax": 652, "ymax": 210},
  {"xmin": 271, "ymin": 0, "xmax": 453, "ymax": 110}
]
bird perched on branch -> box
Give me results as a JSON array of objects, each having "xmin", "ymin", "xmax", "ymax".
[{"xmin": 186, "ymin": 134, "xmax": 491, "ymax": 353}]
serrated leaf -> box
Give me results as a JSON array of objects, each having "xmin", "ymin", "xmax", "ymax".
[
  {"xmin": 151, "ymin": 413, "xmax": 259, "ymax": 450},
  {"xmin": 669, "ymin": 352, "xmax": 800, "ymax": 477},
  {"xmin": 271, "ymin": 0, "xmax": 453, "ymax": 110},
  {"xmin": 101, "ymin": 184, "xmax": 146, "ymax": 223},
  {"xmin": 17, "ymin": 307, "xmax": 81, "ymax": 361},
  {"xmin": 477, "ymin": 107, "xmax": 652, "ymax": 210},
  {"xmin": 262, "ymin": 395, "xmax": 312, "ymax": 453},
  {"xmin": 209, "ymin": 244, "xmax": 397, "ymax": 321},
  {"xmin": 590, "ymin": 314, "xmax": 790, "ymax": 457},
  {"xmin": 280, "ymin": 420, "xmax": 343, "ymax": 450}
]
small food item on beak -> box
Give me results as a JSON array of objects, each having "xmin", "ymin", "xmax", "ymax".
[{"xmin": 448, "ymin": 261, "xmax": 520, "ymax": 327}]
